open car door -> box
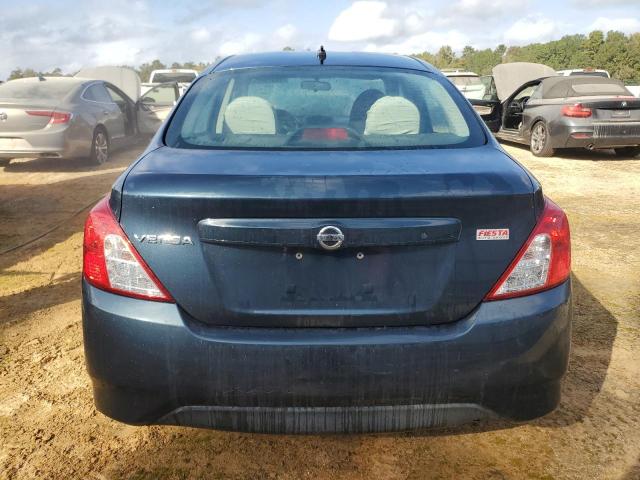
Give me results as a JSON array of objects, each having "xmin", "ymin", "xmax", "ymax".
[
  {"xmin": 137, "ymin": 82, "xmax": 180, "ymax": 135},
  {"xmin": 470, "ymin": 63, "xmax": 556, "ymax": 133},
  {"xmin": 469, "ymin": 75, "xmax": 500, "ymax": 132}
]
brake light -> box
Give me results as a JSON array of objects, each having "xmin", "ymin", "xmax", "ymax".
[
  {"xmin": 302, "ymin": 128, "xmax": 349, "ymax": 141},
  {"xmin": 26, "ymin": 110, "xmax": 72, "ymax": 124},
  {"xmin": 83, "ymin": 196, "xmax": 174, "ymax": 302},
  {"xmin": 561, "ymin": 104, "xmax": 592, "ymax": 118},
  {"xmin": 485, "ymin": 198, "xmax": 570, "ymax": 301}
]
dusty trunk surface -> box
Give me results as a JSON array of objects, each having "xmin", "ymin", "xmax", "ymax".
[{"xmin": 0, "ymin": 145, "xmax": 639, "ymax": 480}]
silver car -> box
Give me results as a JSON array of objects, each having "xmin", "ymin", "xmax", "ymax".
[
  {"xmin": 471, "ymin": 62, "xmax": 640, "ymax": 157},
  {"xmin": 0, "ymin": 71, "xmax": 180, "ymax": 166}
]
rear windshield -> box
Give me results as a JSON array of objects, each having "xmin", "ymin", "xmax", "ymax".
[
  {"xmin": 165, "ymin": 66, "xmax": 485, "ymax": 150},
  {"xmin": 570, "ymin": 82, "xmax": 631, "ymax": 96},
  {"xmin": 152, "ymin": 72, "xmax": 197, "ymax": 83},
  {"xmin": 569, "ymin": 71, "xmax": 608, "ymax": 78},
  {"xmin": 449, "ymin": 76, "xmax": 483, "ymax": 87},
  {"xmin": 0, "ymin": 80, "xmax": 77, "ymax": 102}
]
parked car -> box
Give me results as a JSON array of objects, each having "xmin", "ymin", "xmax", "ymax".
[
  {"xmin": 82, "ymin": 51, "xmax": 572, "ymax": 434},
  {"xmin": 140, "ymin": 68, "xmax": 198, "ymax": 96},
  {"xmin": 556, "ymin": 68, "xmax": 610, "ymax": 78},
  {"xmin": 0, "ymin": 67, "xmax": 180, "ymax": 166},
  {"xmin": 471, "ymin": 62, "xmax": 640, "ymax": 157},
  {"xmin": 77, "ymin": 66, "xmax": 182, "ymax": 137},
  {"xmin": 442, "ymin": 69, "xmax": 486, "ymax": 99}
]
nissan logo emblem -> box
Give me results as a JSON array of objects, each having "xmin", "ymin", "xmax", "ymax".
[
  {"xmin": 0, "ymin": 112, "xmax": 7, "ymax": 122},
  {"xmin": 317, "ymin": 225, "xmax": 344, "ymax": 250}
]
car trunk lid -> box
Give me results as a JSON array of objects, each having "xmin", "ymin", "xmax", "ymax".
[
  {"xmin": 580, "ymin": 96, "xmax": 640, "ymax": 122},
  {"xmin": 118, "ymin": 145, "xmax": 538, "ymax": 328},
  {"xmin": 0, "ymin": 103, "xmax": 57, "ymax": 133}
]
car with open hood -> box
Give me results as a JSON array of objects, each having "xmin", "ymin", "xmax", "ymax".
[
  {"xmin": 0, "ymin": 67, "xmax": 180, "ymax": 166},
  {"xmin": 471, "ymin": 62, "xmax": 640, "ymax": 157},
  {"xmin": 82, "ymin": 51, "xmax": 572, "ymax": 434}
]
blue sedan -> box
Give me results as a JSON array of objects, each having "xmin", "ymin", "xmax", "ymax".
[{"xmin": 82, "ymin": 51, "xmax": 572, "ymax": 433}]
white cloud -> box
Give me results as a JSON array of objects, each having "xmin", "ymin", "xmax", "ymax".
[
  {"xmin": 452, "ymin": 0, "xmax": 529, "ymax": 16},
  {"xmin": 218, "ymin": 33, "xmax": 263, "ymax": 56},
  {"xmin": 588, "ymin": 17, "xmax": 640, "ymax": 34},
  {"xmin": 573, "ymin": 0, "xmax": 639, "ymax": 5},
  {"xmin": 366, "ymin": 30, "xmax": 471, "ymax": 54},
  {"xmin": 190, "ymin": 27, "xmax": 211, "ymax": 43},
  {"xmin": 328, "ymin": 1, "xmax": 399, "ymax": 42},
  {"xmin": 276, "ymin": 24, "xmax": 297, "ymax": 42},
  {"xmin": 504, "ymin": 16, "xmax": 560, "ymax": 44},
  {"xmin": 94, "ymin": 41, "xmax": 142, "ymax": 66}
]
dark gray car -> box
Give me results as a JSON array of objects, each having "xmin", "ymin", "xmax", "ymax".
[{"xmin": 472, "ymin": 63, "xmax": 640, "ymax": 157}]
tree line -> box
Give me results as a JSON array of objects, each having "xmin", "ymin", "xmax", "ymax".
[
  {"xmin": 4, "ymin": 30, "xmax": 640, "ymax": 84},
  {"xmin": 415, "ymin": 31, "xmax": 640, "ymax": 84}
]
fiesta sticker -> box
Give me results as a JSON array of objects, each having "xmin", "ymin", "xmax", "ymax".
[{"xmin": 476, "ymin": 229, "xmax": 510, "ymax": 240}]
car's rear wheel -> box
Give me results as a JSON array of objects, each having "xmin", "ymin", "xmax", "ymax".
[
  {"xmin": 530, "ymin": 121, "xmax": 555, "ymax": 157},
  {"xmin": 614, "ymin": 146, "xmax": 640, "ymax": 158},
  {"xmin": 90, "ymin": 128, "xmax": 109, "ymax": 165}
]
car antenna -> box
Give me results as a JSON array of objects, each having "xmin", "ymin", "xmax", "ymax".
[{"xmin": 317, "ymin": 45, "xmax": 326, "ymax": 65}]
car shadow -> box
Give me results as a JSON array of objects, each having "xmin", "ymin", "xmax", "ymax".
[
  {"xmin": 0, "ymin": 171, "xmax": 121, "ymax": 265},
  {"xmin": 0, "ymin": 272, "xmax": 81, "ymax": 326},
  {"xmin": 498, "ymin": 140, "xmax": 639, "ymax": 161},
  {"xmin": 620, "ymin": 459, "xmax": 640, "ymax": 480}
]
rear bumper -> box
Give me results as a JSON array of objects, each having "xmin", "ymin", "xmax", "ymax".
[
  {"xmin": 82, "ymin": 279, "xmax": 572, "ymax": 433},
  {"xmin": 0, "ymin": 149, "xmax": 64, "ymax": 159},
  {"xmin": 551, "ymin": 122, "xmax": 640, "ymax": 149},
  {"xmin": 0, "ymin": 124, "xmax": 88, "ymax": 159}
]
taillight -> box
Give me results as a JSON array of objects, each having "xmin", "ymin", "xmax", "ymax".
[
  {"xmin": 83, "ymin": 196, "xmax": 174, "ymax": 302},
  {"xmin": 561, "ymin": 104, "xmax": 591, "ymax": 118},
  {"xmin": 302, "ymin": 128, "xmax": 349, "ymax": 141},
  {"xmin": 26, "ymin": 110, "xmax": 72, "ymax": 124},
  {"xmin": 485, "ymin": 198, "xmax": 570, "ymax": 301}
]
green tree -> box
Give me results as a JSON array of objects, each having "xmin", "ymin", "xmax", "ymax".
[
  {"xmin": 434, "ymin": 46, "xmax": 455, "ymax": 68},
  {"xmin": 138, "ymin": 59, "xmax": 166, "ymax": 82}
]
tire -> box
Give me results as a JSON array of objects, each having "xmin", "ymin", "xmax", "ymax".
[
  {"xmin": 614, "ymin": 146, "xmax": 640, "ymax": 158},
  {"xmin": 90, "ymin": 128, "xmax": 109, "ymax": 165},
  {"xmin": 530, "ymin": 121, "xmax": 555, "ymax": 157}
]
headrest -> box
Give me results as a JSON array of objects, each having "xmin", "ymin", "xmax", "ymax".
[
  {"xmin": 364, "ymin": 96, "xmax": 419, "ymax": 135},
  {"xmin": 224, "ymin": 96, "xmax": 276, "ymax": 134}
]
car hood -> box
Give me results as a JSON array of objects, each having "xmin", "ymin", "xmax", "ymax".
[
  {"xmin": 75, "ymin": 66, "xmax": 141, "ymax": 102},
  {"xmin": 492, "ymin": 62, "xmax": 556, "ymax": 101}
]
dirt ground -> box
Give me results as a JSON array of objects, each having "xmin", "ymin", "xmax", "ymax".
[{"xmin": 0, "ymin": 142, "xmax": 639, "ymax": 480}]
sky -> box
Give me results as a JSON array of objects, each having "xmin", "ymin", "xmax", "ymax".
[{"xmin": 1, "ymin": 0, "xmax": 639, "ymax": 79}]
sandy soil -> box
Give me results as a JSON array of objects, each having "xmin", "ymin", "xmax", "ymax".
[{"xmin": 0, "ymin": 143, "xmax": 639, "ymax": 480}]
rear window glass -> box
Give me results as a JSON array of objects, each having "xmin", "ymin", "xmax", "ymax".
[
  {"xmin": 83, "ymin": 84, "xmax": 113, "ymax": 103},
  {"xmin": 152, "ymin": 72, "xmax": 197, "ymax": 83},
  {"xmin": 570, "ymin": 71, "xmax": 608, "ymax": 78},
  {"xmin": 449, "ymin": 76, "xmax": 482, "ymax": 87},
  {"xmin": 570, "ymin": 83, "xmax": 630, "ymax": 96},
  {"xmin": 165, "ymin": 66, "xmax": 485, "ymax": 150},
  {"xmin": 0, "ymin": 80, "xmax": 77, "ymax": 102}
]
